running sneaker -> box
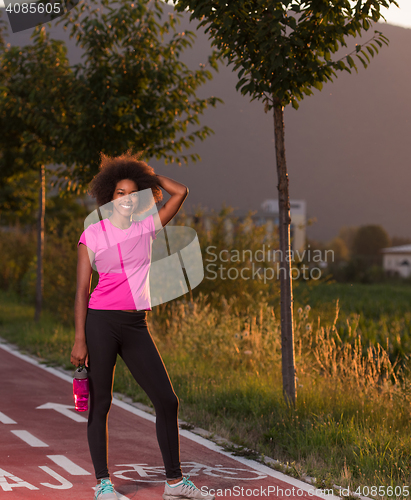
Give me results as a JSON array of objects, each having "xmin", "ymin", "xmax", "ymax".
[
  {"xmin": 163, "ymin": 476, "xmax": 215, "ymax": 500},
  {"xmin": 94, "ymin": 478, "xmax": 118, "ymax": 500}
]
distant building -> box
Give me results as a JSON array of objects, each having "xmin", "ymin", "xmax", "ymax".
[
  {"xmin": 259, "ymin": 199, "xmax": 306, "ymax": 252},
  {"xmin": 184, "ymin": 199, "xmax": 306, "ymax": 252},
  {"xmin": 381, "ymin": 245, "xmax": 411, "ymax": 278}
]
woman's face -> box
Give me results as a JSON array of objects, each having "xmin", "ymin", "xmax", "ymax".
[{"xmin": 111, "ymin": 179, "xmax": 139, "ymax": 216}]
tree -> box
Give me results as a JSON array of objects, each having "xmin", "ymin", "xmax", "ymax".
[
  {"xmin": 0, "ymin": 20, "xmax": 74, "ymax": 321},
  {"xmin": 352, "ymin": 224, "xmax": 391, "ymax": 266},
  {"xmin": 338, "ymin": 225, "xmax": 360, "ymax": 257},
  {"xmin": 172, "ymin": 0, "xmax": 398, "ymax": 406},
  {"xmin": 0, "ymin": 0, "xmax": 220, "ymax": 319},
  {"xmin": 327, "ymin": 236, "xmax": 349, "ymax": 264},
  {"xmin": 51, "ymin": 0, "xmax": 221, "ymax": 194}
]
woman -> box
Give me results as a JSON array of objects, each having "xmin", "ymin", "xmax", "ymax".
[{"xmin": 71, "ymin": 150, "xmax": 214, "ymax": 500}]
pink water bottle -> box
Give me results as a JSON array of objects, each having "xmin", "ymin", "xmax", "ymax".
[{"xmin": 73, "ymin": 366, "xmax": 89, "ymax": 412}]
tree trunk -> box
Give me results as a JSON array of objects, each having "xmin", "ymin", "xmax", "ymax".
[
  {"xmin": 273, "ymin": 96, "xmax": 296, "ymax": 406},
  {"xmin": 35, "ymin": 165, "xmax": 45, "ymax": 322}
]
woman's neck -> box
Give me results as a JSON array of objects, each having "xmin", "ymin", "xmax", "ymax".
[{"xmin": 108, "ymin": 214, "xmax": 132, "ymax": 230}]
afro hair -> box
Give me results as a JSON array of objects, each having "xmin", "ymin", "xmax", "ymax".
[{"xmin": 87, "ymin": 150, "xmax": 163, "ymax": 215}]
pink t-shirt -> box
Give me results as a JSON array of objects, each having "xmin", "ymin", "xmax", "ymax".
[{"xmin": 77, "ymin": 215, "xmax": 157, "ymax": 310}]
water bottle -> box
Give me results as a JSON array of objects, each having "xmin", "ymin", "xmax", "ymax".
[{"xmin": 73, "ymin": 366, "xmax": 89, "ymax": 412}]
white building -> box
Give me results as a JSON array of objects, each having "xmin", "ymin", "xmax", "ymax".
[
  {"xmin": 259, "ymin": 199, "xmax": 306, "ymax": 253},
  {"xmin": 381, "ymin": 245, "xmax": 411, "ymax": 278}
]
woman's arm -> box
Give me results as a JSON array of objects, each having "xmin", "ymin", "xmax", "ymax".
[
  {"xmin": 153, "ymin": 174, "xmax": 189, "ymax": 233},
  {"xmin": 71, "ymin": 244, "xmax": 93, "ymax": 367}
]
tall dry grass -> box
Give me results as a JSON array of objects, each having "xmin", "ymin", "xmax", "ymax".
[{"xmin": 146, "ymin": 293, "xmax": 411, "ymax": 495}]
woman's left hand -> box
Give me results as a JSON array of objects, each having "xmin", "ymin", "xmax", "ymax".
[{"xmin": 70, "ymin": 339, "xmax": 89, "ymax": 368}]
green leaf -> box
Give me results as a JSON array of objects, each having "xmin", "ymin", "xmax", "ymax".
[
  {"xmin": 360, "ymin": 49, "xmax": 370, "ymax": 64},
  {"xmin": 356, "ymin": 55, "xmax": 368, "ymax": 68},
  {"xmin": 370, "ymin": 43, "xmax": 379, "ymax": 54},
  {"xmin": 312, "ymin": 80, "xmax": 323, "ymax": 91},
  {"xmin": 236, "ymin": 77, "xmax": 249, "ymax": 91},
  {"xmin": 346, "ymin": 55, "xmax": 358, "ymax": 74}
]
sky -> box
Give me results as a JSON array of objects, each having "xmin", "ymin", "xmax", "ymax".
[
  {"xmin": 378, "ymin": 0, "xmax": 411, "ymax": 28},
  {"xmin": 0, "ymin": 0, "xmax": 410, "ymax": 30}
]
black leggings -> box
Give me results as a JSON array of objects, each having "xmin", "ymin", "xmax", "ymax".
[{"xmin": 85, "ymin": 308, "xmax": 182, "ymax": 481}]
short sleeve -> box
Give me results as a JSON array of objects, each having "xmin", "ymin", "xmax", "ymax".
[{"xmin": 78, "ymin": 224, "xmax": 97, "ymax": 253}]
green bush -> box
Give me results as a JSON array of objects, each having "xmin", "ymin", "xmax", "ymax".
[
  {"xmin": 0, "ymin": 227, "xmax": 36, "ymax": 296},
  {"xmin": 2, "ymin": 217, "xmax": 85, "ymax": 325},
  {"xmin": 171, "ymin": 205, "xmax": 281, "ymax": 313},
  {"xmin": 43, "ymin": 217, "xmax": 86, "ymax": 324}
]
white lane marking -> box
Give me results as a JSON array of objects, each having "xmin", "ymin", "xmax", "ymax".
[
  {"xmin": 36, "ymin": 402, "xmax": 88, "ymax": 423},
  {"xmin": 47, "ymin": 455, "xmax": 91, "ymax": 475},
  {"xmin": 10, "ymin": 430, "xmax": 49, "ymax": 447},
  {"xmin": 0, "ymin": 342, "xmax": 74, "ymax": 384},
  {"xmin": 39, "ymin": 466, "xmax": 73, "ymax": 489},
  {"xmin": 112, "ymin": 397, "xmax": 156, "ymax": 423},
  {"xmin": 0, "ymin": 468, "xmax": 39, "ymax": 491},
  {"xmin": 0, "ymin": 411, "xmax": 17, "ymax": 424},
  {"xmin": 177, "ymin": 430, "xmax": 342, "ymax": 500},
  {"xmin": 0, "ymin": 340, "xmax": 342, "ymax": 500}
]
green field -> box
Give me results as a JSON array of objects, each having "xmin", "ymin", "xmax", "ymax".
[
  {"xmin": 1, "ymin": 282, "xmax": 410, "ymax": 498},
  {"xmin": 294, "ymin": 281, "xmax": 411, "ymax": 321},
  {"xmin": 294, "ymin": 282, "xmax": 411, "ymax": 365}
]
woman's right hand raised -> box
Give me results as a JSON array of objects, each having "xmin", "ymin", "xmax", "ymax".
[{"xmin": 71, "ymin": 340, "xmax": 89, "ymax": 368}]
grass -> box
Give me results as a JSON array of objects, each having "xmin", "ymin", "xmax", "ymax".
[
  {"xmin": 1, "ymin": 285, "xmax": 411, "ymax": 499},
  {"xmin": 0, "ymin": 291, "xmax": 75, "ymax": 370},
  {"xmin": 293, "ymin": 282, "xmax": 411, "ymax": 320},
  {"xmin": 293, "ymin": 281, "xmax": 411, "ymax": 366}
]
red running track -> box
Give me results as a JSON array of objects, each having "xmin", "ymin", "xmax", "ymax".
[{"xmin": 0, "ymin": 342, "xmax": 339, "ymax": 500}]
